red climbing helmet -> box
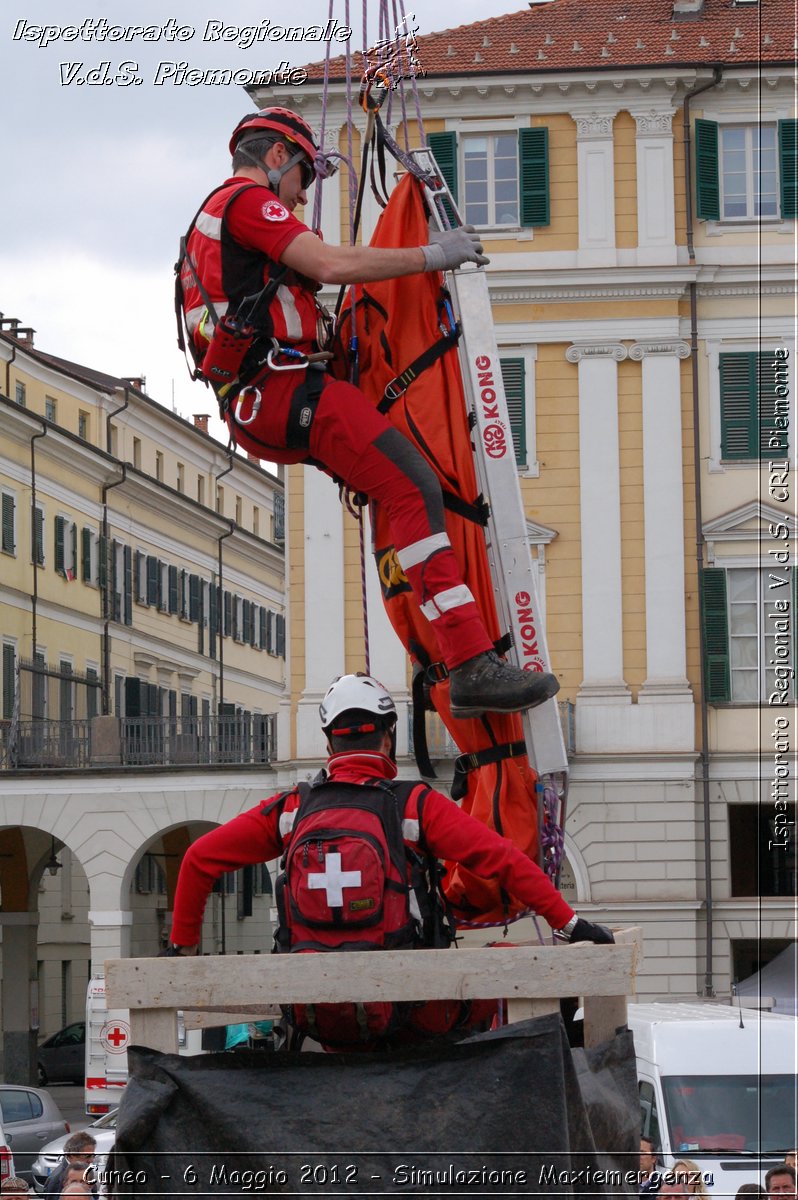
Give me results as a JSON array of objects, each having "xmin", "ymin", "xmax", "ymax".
[{"xmin": 229, "ymin": 108, "xmax": 318, "ymax": 163}]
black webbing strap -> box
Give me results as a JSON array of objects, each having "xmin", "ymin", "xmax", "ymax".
[
  {"xmin": 285, "ymin": 367, "xmax": 327, "ymax": 451},
  {"xmin": 451, "ymin": 740, "xmax": 527, "ymax": 802},
  {"xmin": 377, "ymin": 323, "xmax": 461, "ymax": 415},
  {"xmin": 441, "ymin": 489, "xmax": 490, "ymax": 527},
  {"xmin": 411, "ymin": 666, "xmax": 437, "ymax": 780}
]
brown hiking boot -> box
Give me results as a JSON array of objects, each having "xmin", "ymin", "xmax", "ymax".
[{"xmin": 448, "ymin": 651, "xmax": 560, "ymax": 719}]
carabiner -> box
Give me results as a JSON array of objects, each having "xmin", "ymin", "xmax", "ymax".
[
  {"xmin": 233, "ymin": 387, "xmax": 262, "ymax": 426},
  {"xmin": 266, "ymin": 346, "xmax": 308, "ymax": 372}
]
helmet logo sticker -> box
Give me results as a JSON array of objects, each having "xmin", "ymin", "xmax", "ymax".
[{"xmin": 262, "ymin": 200, "xmax": 289, "ymax": 222}]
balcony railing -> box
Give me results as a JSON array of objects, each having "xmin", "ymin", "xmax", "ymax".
[
  {"xmin": 0, "ymin": 714, "xmax": 276, "ymax": 770},
  {"xmin": 122, "ymin": 714, "xmax": 276, "ymax": 767}
]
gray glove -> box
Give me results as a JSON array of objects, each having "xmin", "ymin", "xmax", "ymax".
[{"xmin": 421, "ymin": 225, "xmax": 489, "ymax": 272}]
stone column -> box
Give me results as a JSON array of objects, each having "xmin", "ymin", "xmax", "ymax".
[
  {"xmin": 0, "ymin": 913, "xmax": 39, "ymax": 1083},
  {"xmin": 566, "ymin": 342, "xmax": 630, "ymax": 701},
  {"xmin": 630, "ymin": 340, "xmax": 693, "ymax": 697},
  {"xmin": 88, "ymin": 910, "xmax": 133, "ymax": 978},
  {"xmin": 297, "ymin": 470, "xmax": 345, "ymax": 758},
  {"xmin": 571, "ymin": 110, "xmax": 619, "ymax": 267},
  {"xmin": 630, "ymin": 108, "xmax": 678, "ymax": 266}
]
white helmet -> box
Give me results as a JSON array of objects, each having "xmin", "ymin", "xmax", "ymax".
[{"xmin": 319, "ymin": 672, "xmax": 397, "ymax": 733}]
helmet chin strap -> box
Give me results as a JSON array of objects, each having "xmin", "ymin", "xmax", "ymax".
[{"xmin": 236, "ymin": 142, "xmax": 308, "ymax": 194}]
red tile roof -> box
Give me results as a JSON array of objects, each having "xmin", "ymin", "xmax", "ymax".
[{"xmin": 299, "ymin": 0, "xmax": 793, "ymax": 81}]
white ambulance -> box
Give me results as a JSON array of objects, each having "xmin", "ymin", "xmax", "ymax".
[
  {"xmin": 629, "ymin": 1002, "xmax": 797, "ymax": 1195},
  {"xmin": 85, "ymin": 975, "xmax": 203, "ymax": 1115}
]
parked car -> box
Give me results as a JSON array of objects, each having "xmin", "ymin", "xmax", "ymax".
[
  {"xmin": 0, "ymin": 1087, "xmax": 68, "ymax": 1182},
  {"xmin": 0, "ymin": 1115, "xmax": 15, "ymax": 1183},
  {"xmin": 37, "ymin": 1022, "xmax": 85, "ymax": 1086},
  {"xmin": 31, "ymin": 1109, "xmax": 117, "ymax": 1195}
]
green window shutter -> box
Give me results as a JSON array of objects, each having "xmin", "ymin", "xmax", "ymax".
[
  {"xmin": 70, "ymin": 523, "xmax": 78, "ymax": 579},
  {"xmin": 123, "ymin": 545, "xmax": 133, "ymax": 626},
  {"xmin": 700, "ymin": 568, "xmax": 730, "ymax": 703},
  {"xmin": 519, "ymin": 127, "xmax": 550, "ymax": 227},
  {"xmin": 500, "ymin": 358, "xmax": 526, "ymax": 466},
  {"xmin": 428, "ymin": 131, "xmax": 458, "ymax": 225},
  {"xmin": 33, "ymin": 506, "xmax": 44, "ymax": 565},
  {"xmin": 146, "ymin": 555, "xmax": 158, "ymax": 606},
  {"xmin": 1, "ymin": 494, "xmax": 15, "ymax": 555},
  {"xmin": 778, "ymin": 118, "xmax": 797, "ymax": 219},
  {"xmin": 695, "ymin": 118, "xmax": 720, "ymax": 221},
  {"xmin": 81, "ymin": 527, "xmax": 92, "ymax": 582},
  {"xmin": 111, "ymin": 539, "xmax": 121, "ymax": 622},
  {"xmin": 2, "ymin": 643, "xmax": 15, "ymax": 721},
  {"xmin": 189, "ymin": 574, "xmax": 200, "ymax": 623},
  {"xmin": 428, "ymin": 131, "xmax": 458, "ymax": 201},
  {"xmin": 98, "ymin": 535, "xmax": 108, "ymax": 589},
  {"xmin": 168, "ymin": 565, "xmax": 178, "ymax": 615},
  {"xmin": 276, "ymin": 613, "xmax": 286, "ymax": 658},
  {"xmin": 54, "ymin": 516, "xmax": 66, "ymax": 576},
  {"xmin": 719, "ymin": 352, "xmax": 787, "ymax": 460}
]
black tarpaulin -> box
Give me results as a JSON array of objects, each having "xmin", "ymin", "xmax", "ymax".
[{"xmin": 106, "ymin": 1013, "xmax": 640, "ymax": 1197}]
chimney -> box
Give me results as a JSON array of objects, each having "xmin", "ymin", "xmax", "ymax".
[
  {"xmin": 121, "ymin": 376, "xmax": 146, "ymax": 392},
  {"xmin": 672, "ymin": 0, "xmax": 705, "ymax": 14},
  {"xmin": 193, "ymin": 414, "xmax": 210, "ymax": 434},
  {"xmin": 0, "ymin": 316, "xmax": 35, "ymax": 346},
  {"xmin": 247, "ymin": 452, "xmax": 261, "ymax": 465}
]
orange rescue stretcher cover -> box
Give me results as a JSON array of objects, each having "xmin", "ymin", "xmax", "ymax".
[{"xmin": 334, "ymin": 174, "xmax": 542, "ymax": 927}]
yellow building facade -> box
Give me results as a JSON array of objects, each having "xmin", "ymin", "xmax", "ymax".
[{"xmin": 255, "ymin": 0, "xmax": 795, "ymax": 999}]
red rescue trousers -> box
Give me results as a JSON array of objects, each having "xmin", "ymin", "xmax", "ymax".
[{"xmin": 228, "ymin": 372, "xmax": 493, "ymax": 668}]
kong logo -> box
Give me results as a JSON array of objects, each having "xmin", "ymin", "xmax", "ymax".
[
  {"xmin": 375, "ymin": 545, "xmax": 412, "ymax": 600},
  {"xmin": 474, "ymin": 355, "xmax": 508, "ymax": 459},
  {"xmin": 514, "ymin": 590, "xmax": 544, "ymax": 669}
]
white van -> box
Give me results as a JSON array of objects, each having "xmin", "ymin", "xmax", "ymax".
[
  {"xmin": 85, "ymin": 975, "xmax": 204, "ymax": 1115},
  {"xmin": 629, "ymin": 1002, "xmax": 797, "ymax": 1195}
]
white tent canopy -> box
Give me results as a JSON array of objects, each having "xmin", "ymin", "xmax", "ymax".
[{"xmin": 736, "ymin": 942, "xmax": 797, "ymax": 1017}]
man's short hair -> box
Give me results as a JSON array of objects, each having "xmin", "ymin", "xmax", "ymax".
[
  {"xmin": 64, "ymin": 1132, "xmax": 96, "ymax": 1157},
  {"xmin": 232, "ymin": 132, "xmax": 277, "ymax": 172},
  {"xmin": 766, "ymin": 1165, "xmax": 796, "ymax": 1192},
  {"xmin": 61, "ymin": 1186, "xmax": 92, "ymax": 1198},
  {"xmin": 641, "ymin": 1134, "xmax": 657, "ymax": 1152}
]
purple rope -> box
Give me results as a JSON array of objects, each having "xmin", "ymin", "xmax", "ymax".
[{"xmin": 539, "ymin": 782, "xmax": 566, "ymax": 882}]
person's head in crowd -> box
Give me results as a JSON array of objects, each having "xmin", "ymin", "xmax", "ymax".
[
  {"xmin": 62, "ymin": 1132, "xmax": 96, "ymax": 1167},
  {"xmin": 670, "ymin": 1160, "xmax": 710, "ymax": 1200},
  {"xmin": 641, "ymin": 1136, "xmax": 659, "ymax": 1179},
  {"xmin": 765, "ymin": 1166, "xmax": 797, "ymax": 1197},
  {"xmin": 785, "ymin": 1156, "xmax": 797, "ymax": 1172},
  {"xmin": 60, "ymin": 1185, "xmax": 92, "ymax": 1199},
  {"xmin": 0, "ymin": 1178, "xmax": 31, "ymax": 1196},
  {"xmin": 735, "ymin": 1185, "xmax": 766, "ymax": 1198}
]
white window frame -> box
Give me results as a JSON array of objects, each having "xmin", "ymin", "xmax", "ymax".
[
  {"xmin": 701, "ymin": 106, "xmax": 792, "ymax": 235},
  {"xmin": 720, "ymin": 559, "xmax": 794, "ymax": 705},
  {"xmin": 719, "ymin": 122, "xmax": 779, "ymax": 222},
  {"xmin": 448, "ymin": 116, "xmax": 530, "ymax": 238}
]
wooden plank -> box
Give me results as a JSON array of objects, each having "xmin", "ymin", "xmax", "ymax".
[
  {"xmin": 131, "ymin": 1009, "xmax": 179, "ymax": 1054},
  {"xmin": 181, "ymin": 1009, "xmax": 281, "ymax": 1030},
  {"xmin": 583, "ymin": 995, "xmax": 628, "ymax": 1048},
  {"xmin": 106, "ymin": 931, "xmax": 640, "ymax": 1011},
  {"xmin": 506, "ymin": 997, "xmax": 560, "ymax": 1024}
]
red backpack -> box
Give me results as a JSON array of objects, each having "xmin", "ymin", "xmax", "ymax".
[{"xmin": 272, "ymin": 777, "xmax": 456, "ymax": 1048}]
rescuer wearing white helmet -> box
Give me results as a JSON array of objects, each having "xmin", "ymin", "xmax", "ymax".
[{"xmin": 168, "ymin": 673, "xmax": 612, "ymax": 1050}]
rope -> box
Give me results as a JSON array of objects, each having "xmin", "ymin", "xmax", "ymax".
[{"xmin": 539, "ymin": 781, "xmax": 566, "ymax": 883}]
